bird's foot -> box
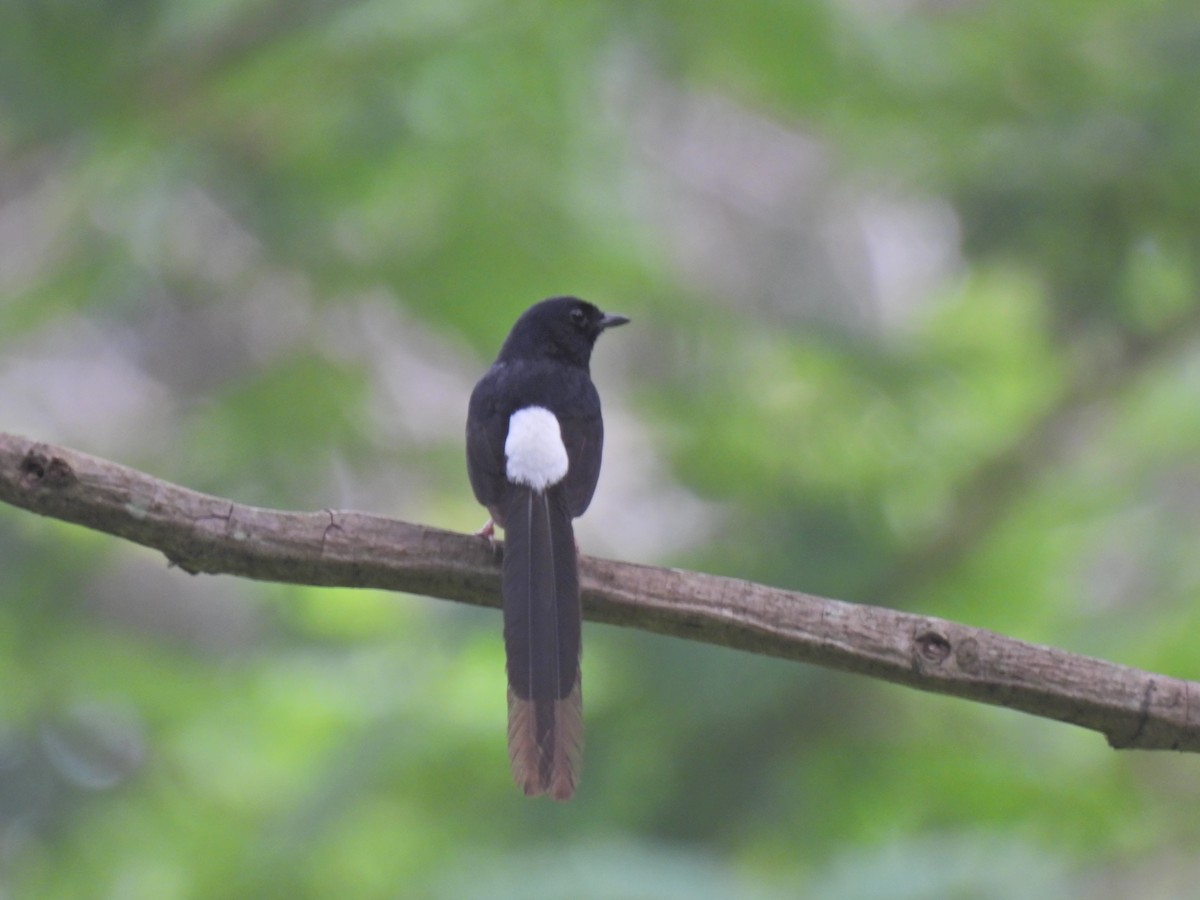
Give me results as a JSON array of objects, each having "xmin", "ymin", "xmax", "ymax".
[{"xmin": 475, "ymin": 518, "xmax": 501, "ymax": 556}]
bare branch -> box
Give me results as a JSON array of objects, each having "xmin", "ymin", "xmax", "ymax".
[{"xmin": 2, "ymin": 432, "xmax": 1197, "ymax": 753}]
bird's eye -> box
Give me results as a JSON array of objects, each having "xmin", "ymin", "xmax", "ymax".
[{"xmin": 569, "ymin": 307, "xmax": 587, "ymax": 327}]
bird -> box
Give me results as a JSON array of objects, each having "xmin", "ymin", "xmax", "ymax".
[{"xmin": 466, "ymin": 296, "xmax": 629, "ymax": 800}]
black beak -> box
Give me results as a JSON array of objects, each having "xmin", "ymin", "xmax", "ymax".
[{"xmin": 599, "ymin": 312, "xmax": 631, "ymax": 330}]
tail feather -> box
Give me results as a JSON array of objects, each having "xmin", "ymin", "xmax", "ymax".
[
  {"xmin": 507, "ymin": 685, "xmax": 582, "ymax": 800},
  {"xmin": 501, "ymin": 484, "xmax": 582, "ymax": 799}
]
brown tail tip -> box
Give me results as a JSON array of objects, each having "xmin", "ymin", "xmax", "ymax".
[{"xmin": 507, "ymin": 685, "xmax": 583, "ymax": 800}]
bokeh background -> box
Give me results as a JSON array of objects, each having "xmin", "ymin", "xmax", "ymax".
[{"xmin": 3, "ymin": 1, "xmax": 1200, "ymax": 897}]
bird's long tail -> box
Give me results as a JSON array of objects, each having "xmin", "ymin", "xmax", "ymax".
[{"xmin": 501, "ymin": 484, "xmax": 582, "ymax": 800}]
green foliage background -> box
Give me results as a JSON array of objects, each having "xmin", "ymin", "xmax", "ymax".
[{"xmin": 2, "ymin": 1, "xmax": 1200, "ymax": 897}]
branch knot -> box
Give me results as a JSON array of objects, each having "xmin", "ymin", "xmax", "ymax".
[
  {"xmin": 914, "ymin": 629, "xmax": 952, "ymax": 666},
  {"xmin": 19, "ymin": 447, "xmax": 77, "ymax": 490}
]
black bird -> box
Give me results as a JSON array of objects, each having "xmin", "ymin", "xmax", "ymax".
[{"xmin": 466, "ymin": 297, "xmax": 629, "ymax": 800}]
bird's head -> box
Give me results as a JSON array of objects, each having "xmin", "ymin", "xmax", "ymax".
[{"xmin": 498, "ymin": 296, "xmax": 629, "ymax": 367}]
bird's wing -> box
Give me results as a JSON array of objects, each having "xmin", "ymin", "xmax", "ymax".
[
  {"xmin": 466, "ymin": 370, "xmax": 511, "ymax": 512},
  {"xmin": 559, "ymin": 413, "xmax": 603, "ymax": 518}
]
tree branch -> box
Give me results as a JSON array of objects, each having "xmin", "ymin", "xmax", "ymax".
[{"xmin": 2, "ymin": 431, "xmax": 1197, "ymax": 753}]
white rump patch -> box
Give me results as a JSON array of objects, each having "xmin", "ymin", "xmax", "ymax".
[{"xmin": 505, "ymin": 406, "xmax": 568, "ymax": 490}]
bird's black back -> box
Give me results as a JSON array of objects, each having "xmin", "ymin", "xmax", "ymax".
[{"xmin": 466, "ymin": 298, "xmax": 610, "ymax": 519}]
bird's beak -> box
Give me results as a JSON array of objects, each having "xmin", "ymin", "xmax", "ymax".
[{"xmin": 599, "ymin": 313, "xmax": 631, "ymax": 330}]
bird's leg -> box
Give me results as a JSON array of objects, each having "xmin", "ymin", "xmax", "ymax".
[{"xmin": 475, "ymin": 518, "xmax": 503, "ymax": 558}]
